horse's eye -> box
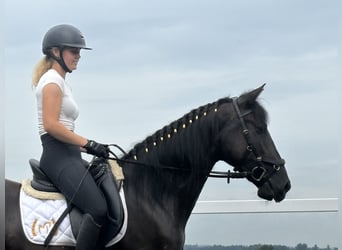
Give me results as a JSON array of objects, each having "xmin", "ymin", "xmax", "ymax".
[{"xmin": 255, "ymin": 124, "xmax": 267, "ymax": 134}]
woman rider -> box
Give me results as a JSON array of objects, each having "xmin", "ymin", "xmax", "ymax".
[{"xmin": 32, "ymin": 24, "xmax": 108, "ymax": 250}]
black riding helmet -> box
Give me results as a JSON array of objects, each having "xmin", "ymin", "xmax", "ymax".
[{"xmin": 42, "ymin": 24, "xmax": 92, "ymax": 73}]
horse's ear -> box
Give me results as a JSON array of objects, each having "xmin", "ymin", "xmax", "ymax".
[{"xmin": 238, "ymin": 83, "xmax": 266, "ymax": 105}]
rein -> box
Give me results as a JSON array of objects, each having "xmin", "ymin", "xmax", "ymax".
[
  {"xmin": 108, "ymin": 144, "xmax": 190, "ymax": 172},
  {"xmin": 106, "ymin": 96, "xmax": 269, "ymax": 184},
  {"xmin": 107, "ymin": 96, "xmax": 284, "ymax": 185},
  {"xmin": 108, "ymin": 145, "xmax": 249, "ymax": 183},
  {"xmin": 108, "ymin": 147, "xmax": 249, "ymax": 183}
]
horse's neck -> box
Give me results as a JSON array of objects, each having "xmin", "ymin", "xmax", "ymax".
[{"xmin": 125, "ymin": 113, "xmax": 218, "ymax": 222}]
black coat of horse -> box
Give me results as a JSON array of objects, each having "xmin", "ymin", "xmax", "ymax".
[{"xmin": 5, "ymin": 85, "xmax": 291, "ymax": 250}]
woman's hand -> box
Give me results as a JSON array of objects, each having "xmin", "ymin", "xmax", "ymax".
[{"xmin": 83, "ymin": 140, "xmax": 109, "ymax": 158}]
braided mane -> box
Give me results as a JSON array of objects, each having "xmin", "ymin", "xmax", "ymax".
[{"xmin": 124, "ymin": 96, "xmax": 232, "ymax": 160}]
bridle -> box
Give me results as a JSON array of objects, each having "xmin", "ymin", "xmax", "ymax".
[
  {"xmin": 209, "ymin": 97, "xmax": 285, "ymax": 185},
  {"xmin": 109, "ymin": 97, "xmax": 285, "ymax": 185}
]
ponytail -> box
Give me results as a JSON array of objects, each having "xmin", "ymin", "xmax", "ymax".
[{"xmin": 32, "ymin": 56, "xmax": 53, "ymax": 87}]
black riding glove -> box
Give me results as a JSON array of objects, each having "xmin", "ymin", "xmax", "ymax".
[{"xmin": 83, "ymin": 140, "xmax": 109, "ymax": 158}]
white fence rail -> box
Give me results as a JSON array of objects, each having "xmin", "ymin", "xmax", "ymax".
[{"xmin": 192, "ymin": 198, "xmax": 339, "ymax": 214}]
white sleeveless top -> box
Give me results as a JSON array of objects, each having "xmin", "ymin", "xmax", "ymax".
[{"xmin": 35, "ymin": 69, "xmax": 79, "ymax": 135}]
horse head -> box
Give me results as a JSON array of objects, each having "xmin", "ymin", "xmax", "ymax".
[{"xmin": 215, "ymin": 84, "xmax": 291, "ymax": 202}]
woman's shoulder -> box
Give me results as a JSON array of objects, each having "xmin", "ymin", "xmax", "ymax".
[{"xmin": 37, "ymin": 69, "xmax": 65, "ymax": 91}]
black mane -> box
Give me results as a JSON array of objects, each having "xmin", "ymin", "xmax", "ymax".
[
  {"xmin": 122, "ymin": 96, "xmax": 232, "ymax": 162},
  {"xmin": 122, "ymin": 93, "xmax": 268, "ymax": 162}
]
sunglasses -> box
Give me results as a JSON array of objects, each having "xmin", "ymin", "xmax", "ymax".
[{"xmin": 65, "ymin": 47, "xmax": 81, "ymax": 55}]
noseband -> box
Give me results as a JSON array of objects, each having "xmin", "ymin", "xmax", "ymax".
[{"xmin": 209, "ymin": 97, "xmax": 285, "ymax": 185}]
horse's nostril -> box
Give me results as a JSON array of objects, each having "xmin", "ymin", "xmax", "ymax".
[{"xmin": 285, "ymin": 181, "xmax": 291, "ymax": 192}]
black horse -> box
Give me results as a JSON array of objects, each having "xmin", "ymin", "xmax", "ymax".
[{"xmin": 5, "ymin": 85, "xmax": 291, "ymax": 250}]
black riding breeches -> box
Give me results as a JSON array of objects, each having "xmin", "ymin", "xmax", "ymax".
[{"xmin": 39, "ymin": 133, "xmax": 107, "ymax": 225}]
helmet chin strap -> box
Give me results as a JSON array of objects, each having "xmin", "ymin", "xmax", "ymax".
[
  {"xmin": 49, "ymin": 47, "xmax": 72, "ymax": 73},
  {"xmin": 57, "ymin": 58, "xmax": 72, "ymax": 73}
]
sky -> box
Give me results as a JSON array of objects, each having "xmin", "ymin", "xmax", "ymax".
[{"xmin": 3, "ymin": 0, "xmax": 341, "ymax": 248}]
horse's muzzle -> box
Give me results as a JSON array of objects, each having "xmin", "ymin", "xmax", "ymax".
[{"xmin": 257, "ymin": 179, "xmax": 291, "ymax": 202}]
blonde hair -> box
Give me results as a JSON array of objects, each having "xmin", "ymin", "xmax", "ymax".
[{"xmin": 32, "ymin": 56, "xmax": 54, "ymax": 87}]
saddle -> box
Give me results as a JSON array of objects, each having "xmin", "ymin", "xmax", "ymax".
[{"xmin": 28, "ymin": 158, "xmax": 124, "ymax": 246}]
